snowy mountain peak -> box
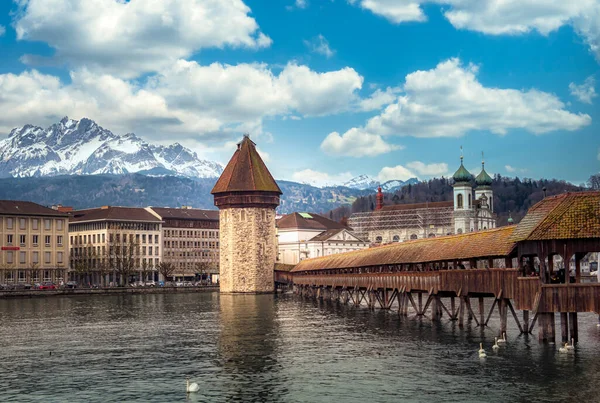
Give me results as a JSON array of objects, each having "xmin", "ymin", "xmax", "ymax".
[
  {"xmin": 0, "ymin": 117, "xmax": 224, "ymax": 179},
  {"xmin": 343, "ymin": 174, "xmax": 380, "ymax": 190}
]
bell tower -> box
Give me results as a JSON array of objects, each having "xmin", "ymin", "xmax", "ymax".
[
  {"xmin": 211, "ymin": 135, "xmax": 282, "ymax": 293},
  {"xmin": 452, "ymin": 147, "xmax": 473, "ymax": 234}
]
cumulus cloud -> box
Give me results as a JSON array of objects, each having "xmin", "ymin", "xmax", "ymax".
[
  {"xmin": 291, "ymin": 169, "xmax": 354, "ymax": 187},
  {"xmin": 358, "ymin": 87, "xmax": 400, "ymax": 111},
  {"xmin": 505, "ymin": 165, "xmax": 517, "ymax": 173},
  {"xmin": 378, "ymin": 165, "xmax": 417, "ymax": 182},
  {"xmin": 13, "ymin": 0, "xmax": 272, "ymax": 78},
  {"xmin": 350, "ymin": 1, "xmax": 600, "ymax": 61},
  {"xmin": 0, "ymin": 25, "xmax": 5, "ymax": 36},
  {"xmin": 406, "ymin": 161, "xmax": 448, "ymax": 176},
  {"xmin": 330, "ymin": 58, "xmax": 590, "ymax": 152},
  {"xmin": 569, "ymin": 76, "xmax": 597, "ymax": 104},
  {"xmin": 0, "ymin": 61, "xmax": 364, "ymax": 140},
  {"xmin": 320, "ymin": 128, "xmax": 401, "ymax": 157},
  {"xmin": 304, "ymin": 34, "xmax": 335, "ymax": 58}
]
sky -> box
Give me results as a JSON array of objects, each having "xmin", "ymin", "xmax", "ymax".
[{"xmin": 0, "ymin": 0, "xmax": 598, "ymax": 186}]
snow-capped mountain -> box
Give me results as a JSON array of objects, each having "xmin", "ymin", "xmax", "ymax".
[
  {"xmin": 342, "ymin": 174, "xmax": 380, "ymax": 190},
  {"xmin": 0, "ymin": 117, "xmax": 223, "ymax": 178},
  {"xmin": 380, "ymin": 178, "xmax": 419, "ymax": 191}
]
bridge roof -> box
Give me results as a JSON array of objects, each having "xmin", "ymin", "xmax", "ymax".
[
  {"xmin": 511, "ymin": 191, "xmax": 600, "ymax": 241},
  {"xmin": 291, "ymin": 226, "xmax": 517, "ymax": 272}
]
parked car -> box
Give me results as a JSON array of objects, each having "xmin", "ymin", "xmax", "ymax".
[
  {"xmin": 145, "ymin": 281, "xmax": 156, "ymax": 287},
  {"xmin": 39, "ymin": 282, "xmax": 56, "ymax": 290},
  {"xmin": 65, "ymin": 281, "xmax": 77, "ymax": 289}
]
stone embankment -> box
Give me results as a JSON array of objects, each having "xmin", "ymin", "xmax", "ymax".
[{"xmin": 0, "ymin": 285, "xmax": 219, "ymax": 299}]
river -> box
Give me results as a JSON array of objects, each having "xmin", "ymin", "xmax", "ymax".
[{"xmin": 1, "ymin": 292, "xmax": 599, "ymax": 402}]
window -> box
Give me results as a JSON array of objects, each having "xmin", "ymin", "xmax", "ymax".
[
  {"xmin": 93, "ymin": 234, "xmax": 96, "ymax": 243},
  {"xmin": 57, "ymin": 252, "xmax": 63, "ymax": 264},
  {"xmin": 33, "ymin": 252, "xmax": 39, "ymax": 264},
  {"xmin": 155, "ymin": 247, "xmax": 159, "ymax": 256},
  {"xmin": 6, "ymin": 217, "xmax": 13, "ymax": 229},
  {"xmin": 44, "ymin": 219, "xmax": 51, "ymax": 230},
  {"xmin": 375, "ymin": 236, "xmax": 382, "ymax": 243},
  {"xmin": 7, "ymin": 251, "xmax": 13, "ymax": 264},
  {"xmin": 18, "ymin": 270, "xmax": 25, "ymax": 282},
  {"xmin": 392, "ymin": 235, "xmax": 400, "ymax": 242},
  {"xmin": 57, "ymin": 219, "xmax": 64, "ymax": 231},
  {"xmin": 32, "ymin": 235, "xmax": 39, "ymax": 245},
  {"xmin": 20, "ymin": 235, "xmax": 26, "ymax": 245},
  {"xmin": 45, "ymin": 235, "xmax": 51, "ymax": 246},
  {"xmin": 84, "ymin": 235, "xmax": 87, "ymax": 244},
  {"xmin": 428, "ymin": 233, "xmax": 436, "ymax": 238},
  {"xmin": 20, "ymin": 251, "xmax": 26, "ymax": 264},
  {"xmin": 19, "ymin": 218, "xmax": 26, "ymax": 230},
  {"xmin": 7, "ymin": 234, "xmax": 13, "ymax": 245},
  {"xmin": 32, "ymin": 219, "xmax": 39, "ymax": 230},
  {"xmin": 69, "ymin": 236, "xmax": 73, "ymax": 245},
  {"xmin": 142, "ymin": 246, "xmax": 147, "ymax": 255},
  {"xmin": 457, "ymin": 194, "xmax": 464, "ymax": 209},
  {"xmin": 142, "ymin": 234, "xmax": 146, "ymax": 243},
  {"xmin": 57, "ymin": 236, "xmax": 63, "ymax": 246},
  {"xmin": 410, "ymin": 234, "xmax": 418, "ymax": 240},
  {"xmin": 148, "ymin": 235, "xmax": 153, "ymax": 244},
  {"xmin": 155, "ymin": 235, "xmax": 159, "ymax": 244},
  {"xmin": 155, "ymin": 258, "xmax": 159, "ymax": 267},
  {"xmin": 457, "ymin": 228, "xmax": 463, "ymax": 234},
  {"xmin": 149, "ymin": 246, "xmax": 153, "ymax": 255},
  {"xmin": 102, "ymin": 233, "xmax": 105, "ymax": 243},
  {"xmin": 468, "ymin": 194, "xmax": 472, "ymax": 208},
  {"xmin": 44, "ymin": 252, "xmax": 51, "ymax": 264}
]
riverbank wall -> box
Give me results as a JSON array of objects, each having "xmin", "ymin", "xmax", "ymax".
[{"xmin": 0, "ymin": 285, "xmax": 219, "ymax": 299}]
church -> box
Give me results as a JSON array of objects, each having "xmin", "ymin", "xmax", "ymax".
[{"xmin": 348, "ymin": 153, "xmax": 497, "ymax": 244}]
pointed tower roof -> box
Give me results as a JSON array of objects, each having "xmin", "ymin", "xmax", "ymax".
[
  {"xmin": 211, "ymin": 135, "xmax": 282, "ymax": 195},
  {"xmin": 452, "ymin": 147, "xmax": 472, "ymax": 185},
  {"xmin": 475, "ymin": 152, "xmax": 493, "ymax": 188}
]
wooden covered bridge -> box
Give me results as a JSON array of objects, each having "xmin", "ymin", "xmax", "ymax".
[{"xmin": 275, "ymin": 192, "xmax": 600, "ymax": 343}]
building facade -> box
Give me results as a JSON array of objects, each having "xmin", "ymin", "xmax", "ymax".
[
  {"xmin": 146, "ymin": 207, "xmax": 220, "ymax": 283},
  {"xmin": 277, "ymin": 212, "xmax": 368, "ymax": 264},
  {"xmin": 0, "ymin": 200, "xmax": 69, "ymax": 284},
  {"xmin": 212, "ymin": 135, "xmax": 281, "ymax": 293},
  {"xmin": 68, "ymin": 206, "xmax": 162, "ymax": 285}
]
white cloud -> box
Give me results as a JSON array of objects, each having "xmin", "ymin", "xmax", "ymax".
[
  {"xmin": 291, "ymin": 169, "xmax": 354, "ymax": 187},
  {"xmin": 304, "ymin": 34, "xmax": 335, "ymax": 58},
  {"xmin": 14, "ymin": 0, "xmax": 272, "ymax": 78},
  {"xmin": 350, "ymin": 1, "xmax": 600, "ymax": 61},
  {"xmin": 505, "ymin": 165, "xmax": 517, "ymax": 173},
  {"xmin": 406, "ymin": 161, "xmax": 448, "ymax": 176},
  {"xmin": 569, "ymin": 76, "xmax": 597, "ymax": 104},
  {"xmin": 378, "ymin": 165, "xmax": 417, "ymax": 182},
  {"xmin": 358, "ymin": 87, "xmax": 400, "ymax": 111},
  {"xmin": 335, "ymin": 58, "xmax": 590, "ymax": 144},
  {"xmin": 0, "ymin": 61, "xmax": 364, "ymax": 140},
  {"xmin": 0, "ymin": 25, "xmax": 5, "ymax": 36},
  {"xmin": 320, "ymin": 128, "xmax": 401, "ymax": 157},
  {"xmin": 296, "ymin": 0, "xmax": 308, "ymax": 9}
]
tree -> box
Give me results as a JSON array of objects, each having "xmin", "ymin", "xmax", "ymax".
[
  {"xmin": 588, "ymin": 174, "xmax": 600, "ymax": 190},
  {"xmin": 158, "ymin": 261, "xmax": 176, "ymax": 283},
  {"xmin": 70, "ymin": 243, "xmax": 97, "ymax": 285},
  {"xmin": 106, "ymin": 235, "xmax": 138, "ymax": 286}
]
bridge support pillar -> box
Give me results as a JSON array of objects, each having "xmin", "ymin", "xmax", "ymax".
[
  {"xmin": 569, "ymin": 312, "xmax": 578, "ymax": 343},
  {"xmin": 418, "ymin": 293, "xmax": 423, "ymax": 313},
  {"xmin": 499, "ymin": 299, "xmax": 508, "ymax": 336},
  {"xmin": 431, "ymin": 295, "xmax": 440, "ymax": 321},
  {"xmin": 560, "ymin": 312, "xmax": 569, "ymax": 343},
  {"xmin": 479, "ymin": 297, "xmax": 485, "ymax": 326},
  {"xmin": 523, "ymin": 310, "xmax": 529, "ymax": 332},
  {"xmin": 538, "ymin": 313, "xmax": 556, "ymax": 344},
  {"xmin": 458, "ymin": 297, "xmax": 465, "ymax": 327}
]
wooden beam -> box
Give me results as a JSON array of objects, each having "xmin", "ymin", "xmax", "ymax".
[
  {"xmin": 484, "ymin": 298, "xmax": 498, "ymax": 326},
  {"xmin": 506, "ymin": 299, "xmax": 524, "ymax": 334},
  {"xmin": 465, "ymin": 297, "xmax": 480, "ymax": 327}
]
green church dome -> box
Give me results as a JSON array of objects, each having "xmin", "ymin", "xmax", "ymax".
[
  {"xmin": 452, "ymin": 156, "xmax": 472, "ymax": 184},
  {"xmin": 475, "ymin": 166, "xmax": 493, "ymax": 187}
]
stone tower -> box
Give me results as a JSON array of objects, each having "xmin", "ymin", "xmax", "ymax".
[
  {"xmin": 452, "ymin": 149, "xmax": 474, "ymax": 234},
  {"xmin": 211, "ymin": 135, "xmax": 282, "ymax": 293}
]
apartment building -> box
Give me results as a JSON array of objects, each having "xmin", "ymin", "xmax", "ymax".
[
  {"xmin": 146, "ymin": 207, "xmax": 220, "ymax": 282},
  {"xmin": 0, "ymin": 200, "xmax": 69, "ymax": 284},
  {"xmin": 69, "ymin": 206, "xmax": 163, "ymax": 285}
]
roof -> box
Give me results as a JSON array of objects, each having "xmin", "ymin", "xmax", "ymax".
[
  {"xmin": 380, "ymin": 201, "xmax": 453, "ymax": 212},
  {"xmin": 211, "ymin": 136, "xmax": 282, "ymax": 195},
  {"xmin": 277, "ymin": 212, "xmax": 347, "ymax": 231},
  {"xmin": 309, "ymin": 228, "xmax": 367, "ymax": 243},
  {"xmin": 0, "ymin": 200, "xmax": 69, "ymax": 217},
  {"xmin": 511, "ymin": 191, "xmax": 600, "ymax": 241},
  {"xmin": 452, "ymin": 157, "xmax": 473, "ymax": 183},
  {"xmin": 70, "ymin": 207, "xmax": 162, "ymax": 223},
  {"xmin": 292, "ymin": 226, "xmax": 517, "ymax": 272},
  {"xmin": 149, "ymin": 207, "xmax": 219, "ymax": 221},
  {"xmin": 475, "ymin": 164, "xmax": 493, "ymax": 187}
]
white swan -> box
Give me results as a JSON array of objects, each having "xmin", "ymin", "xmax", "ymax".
[
  {"xmin": 566, "ymin": 338, "xmax": 575, "ymax": 351},
  {"xmin": 497, "ymin": 332, "xmax": 507, "ymax": 345},
  {"xmin": 478, "ymin": 343, "xmax": 487, "ymax": 358},
  {"xmin": 559, "ymin": 343, "xmax": 569, "ymax": 354},
  {"xmin": 492, "ymin": 337, "xmax": 500, "ymax": 351},
  {"xmin": 186, "ymin": 378, "xmax": 200, "ymax": 393}
]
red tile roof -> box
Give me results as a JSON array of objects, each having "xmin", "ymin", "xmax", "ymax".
[
  {"xmin": 277, "ymin": 212, "xmax": 347, "ymax": 231},
  {"xmin": 0, "ymin": 200, "xmax": 69, "ymax": 217},
  {"xmin": 70, "ymin": 207, "xmax": 161, "ymax": 223},
  {"xmin": 149, "ymin": 207, "xmax": 219, "ymax": 221},
  {"xmin": 511, "ymin": 191, "xmax": 600, "ymax": 241},
  {"xmin": 211, "ymin": 136, "xmax": 282, "ymax": 194},
  {"xmin": 291, "ymin": 226, "xmax": 517, "ymax": 272}
]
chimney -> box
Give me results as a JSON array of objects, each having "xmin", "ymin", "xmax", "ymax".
[
  {"xmin": 101, "ymin": 205, "xmax": 110, "ymax": 210},
  {"xmin": 57, "ymin": 206, "xmax": 73, "ymax": 212},
  {"xmin": 376, "ymin": 186, "xmax": 384, "ymax": 211}
]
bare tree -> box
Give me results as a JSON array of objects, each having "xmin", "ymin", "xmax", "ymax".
[
  {"xmin": 588, "ymin": 174, "xmax": 600, "ymax": 190},
  {"xmin": 106, "ymin": 235, "xmax": 139, "ymax": 286},
  {"xmin": 158, "ymin": 261, "xmax": 176, "ymax": 283}
]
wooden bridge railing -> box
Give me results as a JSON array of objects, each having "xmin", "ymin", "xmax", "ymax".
[
  {"xmin": 538, "ymin": 284, "xmax": 600, "ymax": 313},
  {"xmin": 514, "ymin": 277, "xmax": 541, "ymax": 311}
]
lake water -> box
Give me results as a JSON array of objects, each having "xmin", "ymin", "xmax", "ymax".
[{"xmin": 1, "ymin": 292, "xmax": 600, "ymax": 402}]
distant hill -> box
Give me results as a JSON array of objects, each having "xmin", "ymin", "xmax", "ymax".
[
  {"xmin": 0, "ymin": 174, "xmax": 369, "ymax": 214},
  {"xmin": 327, "ymin": 176, "xmax": 587, "ymax": 226}
]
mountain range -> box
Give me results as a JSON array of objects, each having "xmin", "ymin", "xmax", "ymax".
[{"xmin": 0, "ymin": 117, "xmax": 223, "ymax": 178}]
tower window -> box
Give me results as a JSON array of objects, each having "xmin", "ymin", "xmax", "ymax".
[
  {"xmin": 457, "ymin": 194, "xmax": 463, "ymax": 209},
  {"xmin": 468, "ymin": 194, "xmax": 472, "ymax": 208}
]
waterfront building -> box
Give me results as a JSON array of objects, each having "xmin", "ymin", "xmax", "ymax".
[
  {"xmin": 211, "ymin": 135, "xmax": 281, "ymax": 293},
  {"xmin": 0, "ymin": 200, "xmax": 69, "ymax": 284},
  {"xmin": 277, "ymin": 212, "xmax": 368, "ymax": 264},
  {"xmin": 146, "ymin": 207, "xmax": 220, "ymax": 283},
  {"xmin": 348, "ymin": 151, "xmax": 496, "ymax": 243},
  {"xmin": 68, "ymin": 206, "xmax": 162, "ymax": 285}
]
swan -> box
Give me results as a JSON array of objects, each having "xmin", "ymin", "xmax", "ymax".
[
  {"xmin": 186, "ymin": 377, "xmax": 200, "ymax": 393},
  {"xmin": 492, "ymin": 337, "xmax": 500, "ymax": 351},
  {"xmin": 497, "ymin": 332, "xmax": 507, "ymax": 345},
  {"xmin": 478, "ymin": 343, "xmax": 485, "ymax": 354},
  {"xmin": 566, "ymin": 338, "xmax": 575, "ymax": 351},
  {"xmin": 559, "ymin": 343, "xmax": 569, "ymax": 354}
]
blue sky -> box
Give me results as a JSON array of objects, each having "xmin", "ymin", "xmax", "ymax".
[{"xmin": 0, "ymin": 0, "xmax": 598, "ymax": 186}]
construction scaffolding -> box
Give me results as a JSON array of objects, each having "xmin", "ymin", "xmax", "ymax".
[{"xmin": 348, "ymin": 205, "xmax": 454, "ymax": 241}]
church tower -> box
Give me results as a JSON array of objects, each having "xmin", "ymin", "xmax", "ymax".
[
  {"xmin": 211, "ymin": 135, "xmax": 282, "ymax": 293},
  {"xmin": 452, "ymin": 148, "xmax": 473, "ymax": 234}
]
